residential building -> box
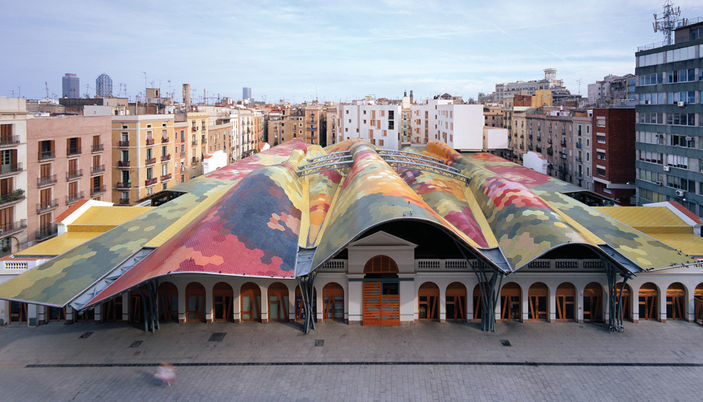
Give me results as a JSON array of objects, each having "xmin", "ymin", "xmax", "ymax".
[
  {"xmin": 573, "ymin": 115, "xmax": 594, "ymax": 190},
  {"xmin": 483, "ymin": 104, "xmax": 503, "ymax": 127},
  {"xmin": 172, "ymin": 121, "xmax": 188, "ymax": 185},
  {"xmin": 0, "ymin": 97, "xmax": 28, "ymax": 256},
  {"xmin": 635, "ymin": 18, "xmax": 703, "ymax": 215},
  {"xmin": 592, "ymin": 108, "xmax": 636, "ymax": 204},
  {"xmin": 587, "ymin": 74, "xmax": 637, "ymax": 107},
  {"xmin": 493, "ymin": 68, "xmax": 565, "ymax": 102},
  {"xmin": 303, "ymin": 105, "xmax": 323, "ymax": 145},
  {"xmin": 95, "ymin": 74, "xmax": 113, "ymax": 97},
  {"xmin": 61, "ymin": 73, "xmax": 79, "ymax": 98},
  {"xmin": 112, "ymin": 115, "xmax": 175, "ymax": 205},
  {"xmin": 524, "ymin": 109, "xmax": 574, "ymax": 182},
  {"xmin": 27, "ymin": 115, "xmax": 111, "ymax": 243},
  {"xmin": 338, "ymin": 101, "xmax": 401, "ymax": 148},
  {"xmin": 324, "ymin": 106, "xmax": 337, "ymax": 147}
]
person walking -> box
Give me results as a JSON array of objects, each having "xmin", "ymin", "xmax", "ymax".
[{"xmin": 154, "ymin": 362, "xmax": 176, "ymax": 386}]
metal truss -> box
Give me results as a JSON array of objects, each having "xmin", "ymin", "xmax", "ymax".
[{"xmin": 297, "ymin": 151, "xmax": 353, "ymax": 176}]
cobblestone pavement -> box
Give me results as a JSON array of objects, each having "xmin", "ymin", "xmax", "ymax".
[{"xmin": 1, "ymin": 320, "xmax": 702, "ymax": 401}]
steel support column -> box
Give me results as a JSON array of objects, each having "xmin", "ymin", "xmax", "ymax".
[
  {"xmin": 454, "ymin": 240, "xmax": 502, "ymax": 332},
  {"xmin": 605, "ymin": 260, "xmax": 631, "ymax": 332},
  {"xmin": 297, "ymin": 273, "xmax": 317, "ymax": 334}
]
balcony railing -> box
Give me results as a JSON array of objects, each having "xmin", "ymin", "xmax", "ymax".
[
  {"xmin": 161, "ymin": 154, "xmax": 171, "ymax": 162},
  {"xmin": 118, "ymin": 140, "xmax": 130, "ymax": 147},
  {"xmin": 90, "ymin": 185, "xmax": 106, "ymax": 196},
  {"xmin": 0, "ymin": 219, "xmax": 27, "ymax": 236},
  {"xmin": 0, "ymin": 189, "xmax": 25, "ymax": 206},
  {"xmin": 37, "ymin": 174, "xmax": 57, "ymax": 187},
  {"xmin": 161, "ymin": 137, "xmax": 169, "ymax": 143},
  {"xmin": 116, "ymin": 181, "xmax": 131, "ymax": 189},
  {"xmin": 36, "ymin": 199, "xmax": 59, "ymax": 214},
  {"xmin": 160, "ymin": 173, "xmax": 172, "ymax": 181},
  {"xmin": 201, "ymin": 136, "xmax": 207, "ymax": 143},
  {"xmin": 0, "ymin": 163, "xmax": 22, "ymax": 176},
  {"xmin": 66, "ymin": 169, "xmax": 83, "ymax": 180},
  {"xmin": 38, "ymin": 151, "xmax": 55, "ymax": 160},
  {"xmin": 117, "ymin": 198, "xmax": 130, "ymax": 205},
  {"xmin": 118, "ymin": 160, "xmax": 130, "ymax": 167},
  {"xmin": 91, "ymin": 164, "xmax": 105, "ymax": 175},
  {"xmin": 0, "ymin": 135, "xmax": 20, "ymax": 147},
  {"xmin": 36, "ymin": 224, "xmax": 58, "ymax": 241},
  {"xmin": 145, "ymin": 157, "xmax": 156, "ymax": 165},
  {"xmin": 66, "ymin": 191, "xmax": 85, "ymax": 205},
  {"xmin": 146, "ymin": 138, "xmax": 155, "ymax": 146},
  {"xmin": 192, "ymin": 157, "xmax": 198, "ymax": 164},
  {"xmin": 91, "ymin": 143, "xmax": 104, "ymax": 152},
  {"xmin": 145, "ymin": 177, "xmax": 157, "ymax": 186},
  {"xmin": 191, "ymin": 139, "xmax": 198, "ymax": 146},
  {"xmin": 67, "ymin": 147, "xmax": 81, "ymax": 156}
]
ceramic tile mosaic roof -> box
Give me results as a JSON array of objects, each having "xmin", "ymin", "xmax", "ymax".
[{"xmin": 0, "ymin": 139, "xmax": 696, "ymax": 308}]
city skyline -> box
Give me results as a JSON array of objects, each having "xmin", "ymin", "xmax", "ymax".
[{"xmin": 2, "ymin": 0, "xmax": 703, "ymax": 102}]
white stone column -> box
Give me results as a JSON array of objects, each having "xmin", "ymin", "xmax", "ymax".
[
  {"xmin": 548, "ymin": 287, "xmax": 556, "ymax": 322},
  {"xmin": 94, "ymin": 304, "xmax": 102, "ymax": 322},
  {"xmin": 28, "ymin": 304, "xmax": 37, "ymax": 326},
  {"xmin": 466, "ymin": 283, "xmax": 473, "ymax": 322},
  {"xmin": 288, "ymin": 286, "xmax": 296, "ymax": 321},
  {"xmin": 66, "ymin": 307, "xmax": 74, "ymax": 322},
  {"xmin": 399, "ymin": 278, "xmax": 415, "ymax": 322},
  {"xmin": 177, "ymin": 283, "xmax": 186, "ymax": 323},
  {"xmin": 260, "ymin": 284, "xmax": 268, "ymax": 322},
  {"xmin": 122, "ymin": 293, "xmax": 129, "ymax": 321},
  {"xmin": 521, "ymin": 287, "xmax": 529, "ymax": 322},
  {"xmin": 0, "ymin": 300, "xmax": 7, "ymax": 325},
  {"xmin": 576, "ymin": 285, "xmax": 584, "ymax": 323},
  {"xmin": 232, "ymin": 283, "xmax": 241, "ymax": 322},
  {"xmin": 38, "ymin": 306, "xmax": 46, "ymax": 325},
  {"xmin": 439, "ymin": 284, "xmax": 446, "ymax": 322},
  {"xmin": 632, "ymin": 286, "xmax": 639, "ymax": 322},
  {"xmin": 205, "ymin": 284, "xmax": 213, "ymax": 323},
  {"xmin": 315, "ymin": 285, "xmax": 323, "ymax": 322},
  {"xmin": 659, "ymin": 287, "xmax": 667, "ymax": 322},
  {"xmin": 347, "ymin": 279, "xmax": 362, "ymax": 323},
  {"xmin": 687, "ymin": 291, "xmax": 695, "ymax": 322}
]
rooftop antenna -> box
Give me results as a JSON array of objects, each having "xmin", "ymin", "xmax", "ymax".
[
  {"xmin": 653, "ymin": 1, "xmax": 687, "ymax": 45},
  {"xmin": 44, "ymin": 81, "xmax": 49, "ymax": 99}
]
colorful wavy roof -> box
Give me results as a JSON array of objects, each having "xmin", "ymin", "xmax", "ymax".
[{"xmin": 0, "ymin": 139, "xmax": 695, "ymax": 309}]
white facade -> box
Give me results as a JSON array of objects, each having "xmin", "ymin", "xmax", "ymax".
[
  {"xmin": 338, "ymin": 103, "xmax": 401, "ymax": 149},
  {"xmin": 522, "ymin": 151, "xmax": 548, "ymax": 174}
]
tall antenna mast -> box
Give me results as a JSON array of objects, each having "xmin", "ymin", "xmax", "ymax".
[{"xmin": 652, "ymin": 1, "xmax": 687, "ymax": 45}]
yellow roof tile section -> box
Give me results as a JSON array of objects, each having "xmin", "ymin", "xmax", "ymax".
[
  {"xmin": 15, "ymin": 232, "xmax": 102, "ymax": 257},
  {"xmin": 594, "ymin": 206, "xmax": 689, "ymax": 231},
  {"xmin": 643, "ymin": 233, "xmax": 703, "ymax": 257},
  {"xmin": 71, "ymin": 206, "xmax": 153, "ymax": 226}
]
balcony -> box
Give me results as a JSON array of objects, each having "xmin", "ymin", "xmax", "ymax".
[
  {"xmin": 0, "ymin": 189, "xmax": 25, "ymax": 206},
  {"xmin": 146, "ymin": 138, "xmax": 155, "ymax": 146},
  {"xmin": 160, "ymin": 173, "xmax": 172, "ymax": 181},
  {"xmin": 91, "ymin": 143, "xmax": 104, "ymax": 152},
  {"xmin": 145, "ymin": 157, "xmax": 156, "ymax": 165},
  {"xmin": 201, "ymin": 136, "xmax": 207, "ymax": 144},
  {"xmin": 115, "ymin": 181, "xmax": 131, "ymax": 189},
  {"xmin": 576, "ymin": 142, "xmax": 582, "ymax": 149},
  {"xmin": 560, "ymin": 139, "xmax": 566, "ymax": 146},
  {"xmin": 145, "ymin": 177, "xmax": 157, "ymax": 186},
  {"xmin": 560, "ymin": 151, "xmax": 567, "ymax": 159},
  {"xmin": 0, "ymin": 135, "xmax": 20, "ymax": 148},
  {"xmin": 161, "ymin": 154, "xmax": 171, "ymax": 162},
  {"xmin": 67, "ymin": 147, "xmax": 81, "ymax": 156},
  {"xmin": 37, "ymin": 174, "xmax": 57, "ymax": 187},
  {"xmin": 161, "ymin": 137, "xmax": 169, "ymax": 143},
  {"xmin": 66, "ymin": 169, "xmax": 83, "ymax": 181},
  {"xmin": 90, "ymin": 185, "xmax": 106, "ymax": 196},
  {"xmin": 66, "ymin": 191, "xmax": 85, "ymax": 205},
  {"xmin": 192, "ymin": 126, "xmax": 198, "ymax": 132},
  {"xmin": 117, "ymin": 160, "xmax": 130, "ymax": 167},
  {"xmin": 38, "ymin": 151, "xmax": 55, "ymax": 160},
  {"xmin": 191, "ymin": 139, "xmax": 198, "ymax": 146},
  {"xmin": 0, "ymin": 219, "xmax": 27, "ymax": 237},
  {"xmin": 118, "ymin": 140, "xmax": 130, "ymax": 147},
  {"xmin": 36, "ymin": 199, "xmax": 59, "ymax": 214},
  {"xmin": 192, "ymin": 157, "xmax": 198, "ymax": 164},
  {"xmin": 0, "ymin": 163, "xmax": 22, "ymax": 177},
  {"xmin": 117, "ymin": 198, "xmax": 130, "ymax": 205},
  {"xmin": 91, "ymin": 164, "xmax": 105, "ymax": 175},
  {"xmin": 36, "ymin": 224, "xmax": 58, "ymax": 241}
]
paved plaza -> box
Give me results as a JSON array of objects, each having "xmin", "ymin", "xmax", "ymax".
[{"xmin": 1, "ymin": 320, "xmax": 702, "ymax": 401}]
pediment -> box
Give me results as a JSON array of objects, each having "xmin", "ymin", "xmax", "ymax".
[{"xmin": 348, "ymin": 231, "xmax": 417, "ymax": 248}]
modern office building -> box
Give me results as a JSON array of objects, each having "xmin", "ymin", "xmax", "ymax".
[
  {"xmin": 635, "ymin": 18, "xmax": 703, "ymax": 215},
  {"xmin": 242, "ymin": 87, "xmax": 252, "ymax": 101},
  {"xmin": 95, "ymin": 74, "xmax": 113, "ymax": 97},
  {"xmin": 61, "ymin": 73, "xmax": 79, "ymax": 98}
]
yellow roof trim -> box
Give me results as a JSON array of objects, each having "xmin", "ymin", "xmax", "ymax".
[
  {"xmin": 463, "ymin": 187, "xmax": 499, "ymax": 248},
  {"xmin": 15, "ymin": 232, "xmax": 102, "ymax": 257},
  {"xmin": 543, "ymin": 198, "xmax": 604, "ymax": 245},
  {"xmin": 298, "ymin": 178, "xmax": 310, "ymax": 248}
]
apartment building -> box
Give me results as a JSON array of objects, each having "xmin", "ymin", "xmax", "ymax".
[
  {"xmin": 0, "ymin": 97, "xmax": 28, "ymax": 255},
  {"xmin": 410, "ymin": 100, "xmax": 490, "ymax": 151},
  {"xmin": 635, "ymin": 19, "xmax": 703, "ymax": 215},
  {"xmin": 324, "ymin": 106, "xmax": 337, "ymax": 147},
  {"xmin": 303, "ymin": 105, "xmax": 323, "ymax": 145},
  {"xmin": 239, "ymin": 109, "xmax": 257, "ymax": 158},
  {"xmin": 172, "ymin": 121, "xmax": 188, "ymax": 185},
  {"xmin": 483, "ymin": 104, "xmax": 503, "ymax": 127},
  {"xmin": 338, "ymin": 102, "xmax": 401, "ymax": 149},
  {"xmin": 28, "ymin": 115, "xmax": 111, "ymax": 242},
  {"xmin": 592, "ymin": 108, "xmax": 636, "ymax": 204},
  {"xmin": 524, "ymin": 109, "xmax": 574, "ymax": 182},
  {"xmin": 573, "ymin": 116, "xmax": 594, "ymax": 190},
  {"xmin": 112, "ymin": 115, "xmax": 175, "ymax": 205}
]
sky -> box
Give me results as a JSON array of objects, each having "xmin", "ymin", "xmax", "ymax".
[{"xmin": 2, "ymin": 0, "xmax": 703, "ymax": 103}]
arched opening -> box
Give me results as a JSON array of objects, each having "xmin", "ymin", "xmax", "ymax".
[
  {"xmin": 130, "ymin": 288, "xmax": 143, "ymax": 323},
  {"xmin": 241, "ymin": 283, "xmax": 261, "ymax": 322},
  {"xmin": 638, "ymin": 283, "xmax": 658, "ymax": 320},
  {"xmin": 185, "ymin": 282, "xmax": 206, "ymax": 322},
  {"xmin": 268, "ymin": 282, "xmax": 289, "ymax": 322},
  {"xmin": 418, "ymin": 282, "xmax": 439, "ymax": 320},
  {"xmin": 446, "ymin": 282, "xmax": 467, "ymax": 321},
  {"xmin": 9, "ymin": 301, "xmax": 27, "ymax": 324},
  {"xmin": 556, "ymin": 283, "xmax": 576, "ymax": 321},
  {"xmin": 322, "ymin": 283, "xmax": 344, "ymax": 321},
  {"xmin": 295, "ymin": 286, "xmax": 317, "ymax": 321},
  {"xmin": 695, "ymin": 283, "xmax": 703, "ymax": 326},
  {"xmin": 666, "ymin": 282, "xmax": 686, "ymax": 320},
  {"xmin": 213, "ymin": 282, "xmax": 233, "ymax": 322},
  {"xmin": 102, "ymin": 297, "xmax": 123, "ymax": 322},
  {"xmin": 528, "ymin": 283, "xmax": 548, "ymax": 320},
  {"xmin": 158, "ymin": 282, "xmax": 178, "ymax": 322},
  {"xmin": 47, "ymin": 306, "xmax": 66, "ymax": 322},
  {"xmin": 615, "ymin": 283, "xmax": 632, "ymax": 321},
  {"xmin": 473, "ymin": 284, "xmax": 483, "ymax": 320},
  {"xmin": 500, "ymin": 282, "xmax": 521, "ymax": 321},
  {"xmin": 362, "ymin": 255, "xmax": 399, "ymax": 326},
  {"xmin": 75, "ymin": 308, "xmax": 94, "ymax": 321},
  {"xmin": 583, "ymin": 282, "xmax": 603, "ymax": 322}
]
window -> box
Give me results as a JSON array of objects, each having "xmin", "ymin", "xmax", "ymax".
[
  {"xmin": 146, "ymin": 167, "xmax": 153, "ymax": 180},
  {"xmin": 121, "ymin": 150, "xmax": 128, "ymax": 162},
  {"xmin": 121, "ymin": 132, "xmax": 128, "ymax": 142},
  {"xmin": 670, "ymin": 134, "xmax": 695, "ymax": 148},
  {"xmin": 638, "ymin": 150, "xmax": 663, "ymax": 164},
  {"xmin": 162, "ymin": 164, "xmax": 168, "ymax": 176},
  {"xmin": 146, "ymin": 148, "xmax": 153, "ymax": 159},
  {"xmin": 667, "ymin": 175, "xmax": 695, "ymax": 192},
  {"xmin": 596, "ymin": 166, "xmax": 606, "ymax": 176},
  {"xmin": 121, "ymin": 170, "xmax": 129, "ymax": 183},
  {"xmin": 162, "ymin": 145, "xmax": 167, "ymax": 157},
  {"xmin": 388, "ymin": 120, "xmax": 394, "ymax": 130},
  {"xmin": 388, "ymin": 110, "xmax": 394, "ymax": 120},
  {"xmin": 596, "ymin": 116, "xmax": 606, "ymax": 127},
  {"xmin": 596, "ymin": 133, "xmax": 606, "ymax": 144},
  {"xmin": 596, "ymin": 150, "xmax": 606, "ymax": 160},
  {"xmin": 666, "ymin": 154, "xmax": 688, "ymax": 169}
]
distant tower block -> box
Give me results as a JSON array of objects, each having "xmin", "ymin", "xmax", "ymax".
[
  {"xmin": 544, "ymin": 68, "xmax": 557, "ymax": 81},
  {"xmin": 95, "ymin": 73, "xmax": 113, "ymax": 97},
  {"xmin": 183, "ymin": 83, "xmax": 191, "ymax": 109},
  {"xmin": 242, "ymin": 87, "xmax": 252, "ymax": 101}
]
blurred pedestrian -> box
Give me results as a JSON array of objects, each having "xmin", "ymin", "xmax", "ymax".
[{"xmin": 155, "ymin": 362, "xmax": 175, "ymax": 386}]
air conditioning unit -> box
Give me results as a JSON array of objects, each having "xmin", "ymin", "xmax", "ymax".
[
  {"xmin": 686, "ymin": 136, "xmax": 693, "ymax": 141},
  {"xmin": 663, "ymin": 165, "xmax": 670, "ymax": 171},
  {"xmin": 655, "ymin": 181, "xmax": 663, "ymax": 186},
  {"xmin": 677, "ymin": 101, "xmax": 685, "ymax": 107},
  {"xmin": 675, "ymin": 189, "xmax": 685, "ymax": 197}
]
